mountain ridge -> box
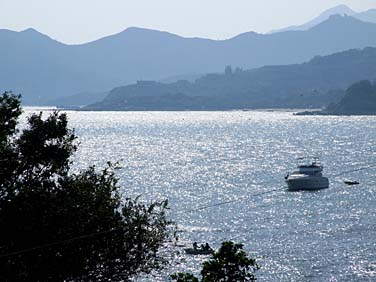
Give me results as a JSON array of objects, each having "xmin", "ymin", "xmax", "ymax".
[
  {"xmin": 297, "ymin": 80, "xmax": 376, "ymax": 115},
  {"xmin": 84, "ymin": 47, "xmax": 376, "ymax": 111},
  {"xmin": 2, "ymin": 15, "xmax": 376, "ymax": 104},
  {"xmin": 270, "ymin": 4, "xmax": 376, "ymax": 33}
]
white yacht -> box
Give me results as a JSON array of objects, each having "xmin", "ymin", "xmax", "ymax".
[{"xmin": 285, "ymin": 158, "xmax": 329, "ymax": 191}]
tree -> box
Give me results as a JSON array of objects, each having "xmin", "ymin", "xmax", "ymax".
[
  {"xmin": 171, "ymin": 241, "xmax": 259, "ymax": 282},
  {"xmin": 0, "ymin": 91, "xmax": 22, "ymax": 147},
  {"xmin": 0, "ymin": 92, "xmax": 171, "ymax": 282},
  {"xmin": 201, "ymin": 241, "xmax": 259, "ymax": 282}
]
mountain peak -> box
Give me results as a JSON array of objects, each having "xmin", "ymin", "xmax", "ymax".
[
  {"xmin": 20, "ymin": 28, "xmax": 53, "ymax": 40},
  {"xmin": 120, "ymin": 26, "xmax": 175, "ymax": 36},
  {"xmin": 309, "ymin": 14, "xmax": 371, "ymax": 32},
  {"xmin": 320, "ymin": 4, "xmax": 356, "ymax": 16},
  {"xmin": 121, "ymin": 26, "xmax": 151, "ymax": 33},
  {"xmin": 83, "ymin": 26, "xmax": 185, "ymax": 46},
  {"xmin": 269, "ymin": 4, "xmax": 357, "ymax": 33},
  {"xmin": 115, "ymin": 26, "xmax": 181, "ymax": 39},
  {"xmin": 230, "ymin": 31, "xmax": 260, "ymax": 40},
  {"xmin": 21, "ymin": 28, "xmax": 41, "ymax": 34}
]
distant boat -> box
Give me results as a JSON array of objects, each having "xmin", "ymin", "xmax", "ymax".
[
  {"xmin": 344, "ymin": 180, "xmax": 360, "ymax": 185},
  {"xmin": 184, "ymin": 242, "xmax": 214, "ymax": 255},
  {"xmin": 285, "ymin": 157, "xmax": 329, "ymax": 191},
  {"xmin": 184, "ymin": 248, "xmax": 214, "ymax": 255}
]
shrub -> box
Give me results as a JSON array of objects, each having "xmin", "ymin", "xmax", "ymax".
[{"xmin": 0, "ymin": 92, "xmax": 171, "ymax": 282}]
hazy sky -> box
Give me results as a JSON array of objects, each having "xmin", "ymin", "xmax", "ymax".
[{"xmin": 0, "ymin": 0, "xmax": 375, "ymax": 44}]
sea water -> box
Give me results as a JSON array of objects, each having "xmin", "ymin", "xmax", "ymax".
[{"xmin": 24, "ymin": 109, "xmax": 376, "ymax": 281}]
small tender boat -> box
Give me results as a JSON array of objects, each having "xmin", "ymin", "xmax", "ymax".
[
  {"xmin": 344, "ymin": 180, "xmax": 360, "ymax": 185},
  {"xmin": 184, "ymin": 248, "xmax": 214, "ymax": 255},
  {"xmin": 285, "ymin": 157, "xmax": 329, "ymax": 191}
]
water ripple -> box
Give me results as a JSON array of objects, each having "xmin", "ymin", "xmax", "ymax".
[{"xmin": 24, "ymin": 110, "xmax": 376, "ymax": 281}]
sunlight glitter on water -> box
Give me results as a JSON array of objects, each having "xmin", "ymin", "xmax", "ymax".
[{"xmin": 22, "ymin": 109, "xmax": 376, "ymax": 281}]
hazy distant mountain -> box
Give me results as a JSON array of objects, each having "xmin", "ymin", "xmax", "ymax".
[
  {"xmin": 270, "ymin": 5, "xmax": 376, "ymax": 33},
  {"xmin": 2, "ymin": 15, "xmax": 376, "ymax": 104},
  {"xmin": 356, "ymin": 9, "xmax": 376, "ymax": 23},
  {"xmin": 326, "ymin": 80, "xmax": 376, "ymax": 115},
  {"xmin": 270, "ymin": 5, "xmax": 356, "ymax": 33},
  {"xmin": 85, "ymin": 47, "xmax": 376, "ymax": 111},
  {"xmin": 297, "ymin": 80, "xmax": 376, "ymax": 115}
]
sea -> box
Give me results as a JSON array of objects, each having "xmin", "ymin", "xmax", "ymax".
[{"xmin": 23, "ymin": 109, "xmax": 376, "ymax": 281}]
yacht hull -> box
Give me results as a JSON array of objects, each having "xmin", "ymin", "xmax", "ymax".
[{"xmin": 286, "ymin": 176, "xmax": 329, "ymax": 191}]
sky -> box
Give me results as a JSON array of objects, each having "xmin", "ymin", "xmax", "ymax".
[{"xmin": 0, "ymin": 0, "xmax": 375, "ymax": 44}]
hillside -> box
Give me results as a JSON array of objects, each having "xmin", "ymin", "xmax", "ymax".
[
  {"xmin": 297, "ymin": 80, "xmax": 376, "ymax": 115},
  {"xmin": 84, "ymin": 47, "xmax": 376, "ymax": 111},
  {"xmin": 2, "ymin": 15, "xmax": 376, "ymax": 104},
  {"xmin": 270, "ymin": 5, "xmax": 376, "ymax": 33},
  {"xmin": 325, "ymin": 80, "xmax": 376, "ymax": 115},
  {"xmin": 269, "ymin": 5, "xmax": 356, "ymax": 33}
]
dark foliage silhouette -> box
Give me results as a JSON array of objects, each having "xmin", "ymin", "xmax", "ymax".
[
  {"xmin": 0, "ymin": 92, "xmax": 171, "ymax": 282},
  {"xmin": 171, "ymin": 241, "xmax": 259, "ymax": 282}
]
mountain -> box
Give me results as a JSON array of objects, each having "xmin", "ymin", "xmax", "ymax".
[
  {"xmin": 2, "ymin": 15, "xmax": 376, "ymax": 104},
  {"xmin": 270, "ymin": 5, "xmax": 376, "ymax": 33},
  {"xmin": 297, "ymin": 80, "xmax": 376, "ymax": 115},
  {"xmin": 270, "ymin": 5, "xmax": 356, "ymax": 33},
  {"xmin": 84, "ymin": 47, "xmax": 376, "ymax": 111},
  {"xmin": 356, "ymin": 9, "xmax": 376, "ymax": 23},
  {"xmin": 328, "ymin": 80, "xmax": 376, "ymax": 114}
]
